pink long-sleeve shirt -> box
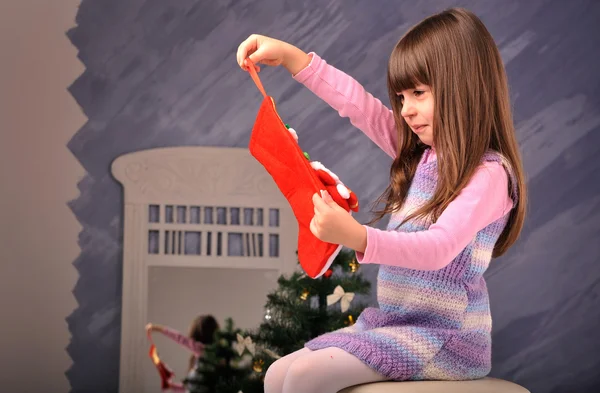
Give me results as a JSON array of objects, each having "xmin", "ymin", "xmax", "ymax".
[
  {"xmin": 293, "ymin": 53, "xmax": 513, "ymax": 270},
  {"xmin": 160, "ymin": 327, "xmax": 205, "ymax": 357},
  {"xmin": 149, "ymin": 327, "xmax": 204, "ymax": 391}
]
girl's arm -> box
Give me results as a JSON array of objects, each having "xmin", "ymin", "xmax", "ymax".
[
  {"xmin": 237, "ymin": 36, "xmax": 396, "ymax": 156},
  {"xmin": 292, "ymin": 53, "xmax": 398, "ymax": 159},
  {"xmin": 356, "ymin": 161, "xmax": 514, "ymax": 269},
  {"xmin": 165, "ymin": 381, "xmax": 187, "ymax": 392},
  {"xmin": 150, "ymin": 325, "xmax": 204, "ymax": 357}
]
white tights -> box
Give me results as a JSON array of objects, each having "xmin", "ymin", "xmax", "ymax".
[{"xmin": 264, "ymin": 347, "xmax": 388, "ymax": 393}]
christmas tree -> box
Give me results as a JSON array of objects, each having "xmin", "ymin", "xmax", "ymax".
[
  {"xmin": 187, "ymin": 249, "xmax": 371, "ymax": 392},
  {"xmin": 184, "ymin": 317, "xmax": 266, "ymax": 393},
  {"xmin": 250, "ymin": 248, "xmax": 371, "ymax": 379}
]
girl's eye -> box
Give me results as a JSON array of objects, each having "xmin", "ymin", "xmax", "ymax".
[
  {"xmin": 397, "ymin": 95, "xmax": 404, "ymax": 103},
  {"xmin": 414, "ymin": 90, "xmax": 424, "ymax": 97}
]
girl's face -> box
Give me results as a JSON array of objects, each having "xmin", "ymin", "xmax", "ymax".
[{"xmin": 397, "ymin": 85, "xmax": 434, "ymax": 146}]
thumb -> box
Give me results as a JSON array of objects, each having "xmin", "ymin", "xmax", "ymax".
[
  {"xmin": 321, "ymin": 190, "xmax": 336, "ymax": 205},
  {"xmin": 247, "ymin": 46, "xmax": 269, "ymax": 66}
]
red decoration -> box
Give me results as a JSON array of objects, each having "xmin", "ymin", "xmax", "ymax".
[
  {"xmin": 147, "ymin": 331, "xmax": 177, "ymax": 390},
  {"xmin": 324, "ymin": 268, "xmax": 333, "ymax": 278},
  {"xmin": 314, "ymin": 169, "xmax": 359, "ymax": 211},
  {"xmin": 246, "ymin": 59, "xmax": 359, "ymax": 279}
]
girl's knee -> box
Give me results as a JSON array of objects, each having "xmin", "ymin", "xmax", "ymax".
[
  {"xmin": 264, "ymin": 357, "xmax": 289, "ymax": 393},
  {"xmin": 281, "ymin": 357, "xmax": 319, "ymax": 390}
]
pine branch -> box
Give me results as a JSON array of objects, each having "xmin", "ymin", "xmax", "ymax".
[{"xmin": 188, "ymin": 248, "xmax": 373, "ymax": 391}]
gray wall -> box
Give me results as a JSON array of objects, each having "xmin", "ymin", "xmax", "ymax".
[{"xmin": 65, "ymin": 0, "xmax": 600, "ymax": 392}]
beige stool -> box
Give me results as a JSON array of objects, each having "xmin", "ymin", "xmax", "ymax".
[{"xmin": 339, "ymin": 377, "xmax": 530, "ymax": 393}]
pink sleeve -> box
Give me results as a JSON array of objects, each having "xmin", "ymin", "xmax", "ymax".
[
  {"xmin": 293, "ymin": 53, "xmax": 398, "ymax": 158},
  {"xmin": 167, "ymin": 381, "xmax": 187, "ymax": 391},
  {"xmin": 160, "ymin": 327, "xmax": 204, "ymax": 357},
  {"xmin": 356, "ymin": 161, "xmax": 513, "ymax": 270}
]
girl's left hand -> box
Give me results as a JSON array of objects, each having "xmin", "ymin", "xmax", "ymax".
[{"xmin": 310, "ymin": 191, "xmax": 367, "ymax": 252}]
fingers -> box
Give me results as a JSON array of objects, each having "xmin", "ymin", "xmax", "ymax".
[
  {"xmin": 236, "ymin": 35, "xmax": 253, "ymax": 67},
  {"xmin": 237, "ymin": 34, "xmax": 267, "ymax": 73},
  {"xmin": 321, "ymin": 189, "xmax": 334, "ymax": 204},
  {"xmin": 237, "ymin": 34, "xmax": 259, "ymax": 69},
  {"xmin": 312, "ymin": 192, "xmax": 328, "ymax": 212},
  {"xmin": 239, "ymin": 54, "xmax": 260, "ymax": 72},
  {"xmin": 310, "ymin": 206, "xmax": 325, "ymax": 240},
  {"xmin": 310, "ymin": 215, "xmax": 319, "ymax": 238},
  {"xmin": 320, "ymin": 189, "xmax": 338, "ymax": 207},
  {"xmin": 243, "ymin": 58, "xmax": 261, "ymax": 73},
  {"xmin": 313, "ymin": 191, "xmax": 338, "ymax": 218},
  {"xmin": 247, "ymin": 47, "xmax": 268, "ymax": 70}
]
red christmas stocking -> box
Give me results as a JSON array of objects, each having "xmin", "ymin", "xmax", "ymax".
[
  {"xmin": 147, "ymin": 331, "xmax": 176, "ymax": 390},
  {"xmin": 245, "ymin": 60, "xmax": 359, "ymax": 278}
]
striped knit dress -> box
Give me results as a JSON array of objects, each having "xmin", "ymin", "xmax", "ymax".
[{"xmin": 305, "ymin": 149, "xmax": 518, "ymax": 381}]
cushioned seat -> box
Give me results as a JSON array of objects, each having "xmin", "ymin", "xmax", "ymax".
[{"xmin": 339, "ymin": 377, "xmax": 530, "ymax": 393}]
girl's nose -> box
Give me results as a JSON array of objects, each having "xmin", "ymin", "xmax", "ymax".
[{"xmin": 401, "ymin": 101, "xmax": 416, "ymax": 118}]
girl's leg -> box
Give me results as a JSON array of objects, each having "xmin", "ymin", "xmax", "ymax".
[
  {"xmin": 264, "ymin": 347, "xmax": 312, "ymax": 393},
  {"xmin": 282, "ymin": 347, "xmax": 388, "ymax": 393}
]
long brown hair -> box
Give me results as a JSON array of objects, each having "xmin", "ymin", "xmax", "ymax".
[
  {"xmin": 373, "ymin": 7, "xmax": 527, "ymax": 257},
  {"xmin": 187, "ymin": 315, "xmax": 219, "ymax": 371}
]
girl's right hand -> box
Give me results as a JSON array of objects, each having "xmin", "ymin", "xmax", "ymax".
[
  {"xmin": 146, "ymin": 323, "xmax": 162, "ymax": 333},
  {"xmin": 236, "ymin": 34, "xmax": 311, "ymax": 76}
]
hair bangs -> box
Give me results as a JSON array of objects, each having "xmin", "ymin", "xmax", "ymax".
[{"xmin": 387, "ymin": 35, "xmax": 431, "ymax": 94}]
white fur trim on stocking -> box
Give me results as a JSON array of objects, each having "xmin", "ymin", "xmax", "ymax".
[
  {"xmin": 310, "ymin": 161, "xmax": 351, "ymax": 199},
  {"xmin": 310, "ymin": 161, "xmax": 341, "ymax": 184},
  {"xmin": 288, "ymin": 127, "xmax": 298, "ymax": 143},
  {"xmin": 336, "ymin": 183, "xmax": 350, "ymax": 199}
]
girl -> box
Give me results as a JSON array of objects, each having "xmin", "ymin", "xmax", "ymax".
[
  {"xmin": 146, "ymin": 315, "xmax": 219, "ymax": 391},
  {"xmin": 236, "ymin": 6, "xmax": 526, "ymax": 393}
]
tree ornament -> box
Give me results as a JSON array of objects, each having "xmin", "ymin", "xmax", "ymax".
[
  {"xmin": 264, "ymin": 308, "xmax": 272, "ymax": 322},
  {"xmin": 327, "ymin": 285, "xmax": 355, "ymax": 312},
  {"xmin": 300, "ymin": 288, "xmax": 310, "ymax": 301},
  {"xmin": 344, "ymin": 314, "xmax": 355, "ymax": 326},
  {"xmin": 252, "ymin": 359, "xmax": 265, "ymax": 373},
  {"xmin": 233, "ymin": 334, "xmax": 256, "ymax": 356},
  {"xmin": 349, "ymin": 258, "xmax": 359, "ymax": 273}
]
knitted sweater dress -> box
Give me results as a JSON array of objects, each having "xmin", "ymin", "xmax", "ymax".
[{"xmin": 295, "ymin": 54, "xmax": 518, "ymax": 381}]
